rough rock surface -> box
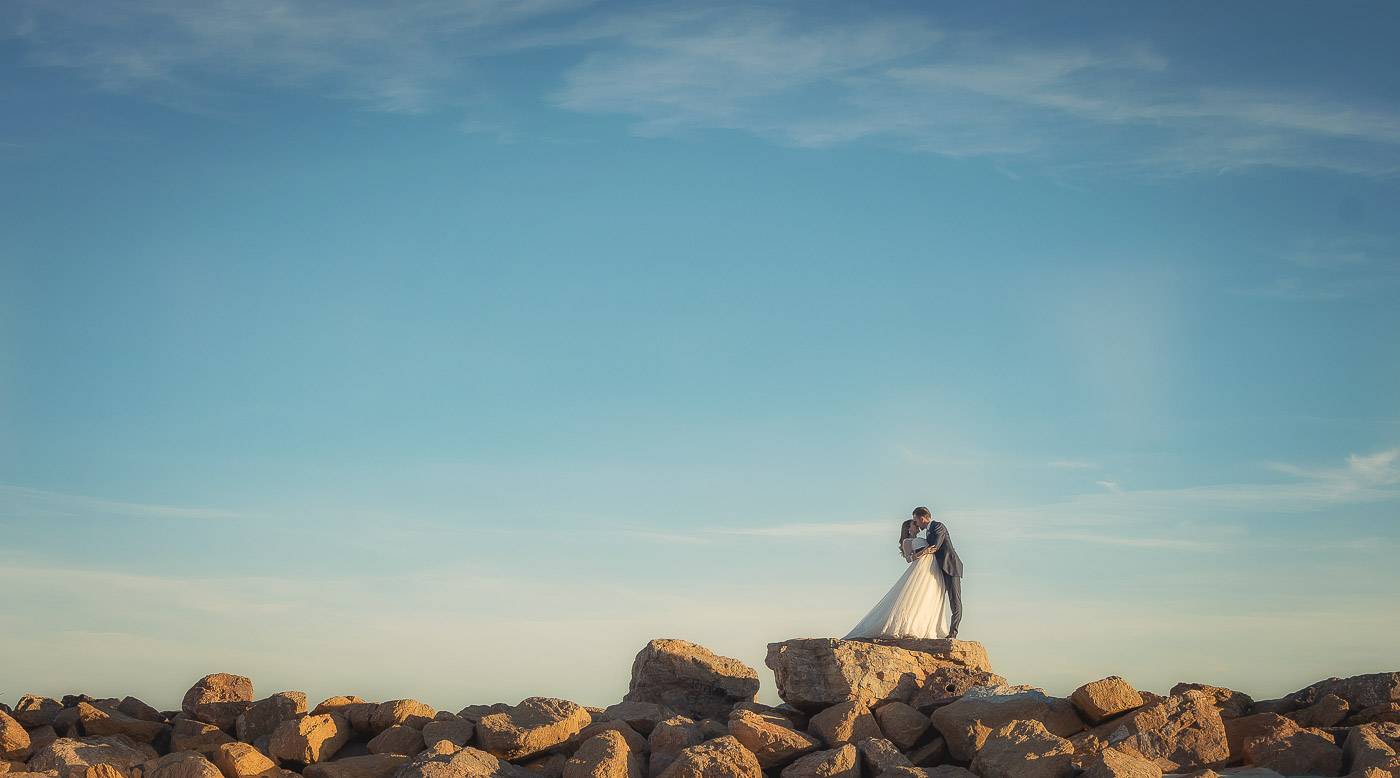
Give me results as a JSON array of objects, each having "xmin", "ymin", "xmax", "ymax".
[
  {"xmin": 371, "ymin": 702, "xmax": 435, "ymax": 734},
  {"xmin": 237, "ymin": 693, "xmax": 308, "ymax": 745},
  {"xmin": 182, "ymin": 675, "xmax": 255, "ymax": 731},
  {"xmin": 1087, "ymin": 691, "xmax": 1228, "ymax": 771},
  {"xmin": 726, "ymin": 709, "xmax": 819, "ymax": 769},
  {"xmin": 1242, "ymin": 724, "xmax": 1342, "ymax": 776},
  {"xmin": 27, "ymin": 737, "xmax": 156, "ymax": 778},
  {"xmin": 0, "ymin": 712, "xmax": 28, "ymax": 761},
  {"xmin": 394, "ymin": 746, "xmax": 533, "ymax": 778},
  {"xmin": 623, "ymin": 640, "xmax": 759, "ymax": 721},
  {"xmin": 1289, "ymin": 673, "xmax": 1400, "ymax": 711},
  {"xmin": 560, "ymin": 730, "xmax": 639, "ymax": 778},
  {"xmin": 140, "ymin": 751, "xmax": 225, "ymax": 778},
  {"xmin": 12, "ymin": 697, "xmax": 63, "ymax": 729},
  {"xmin": 854, "ymin": 736, "xmax": 912, "ymax": 774},
  {"xmin": 171, "ymin": 719, "xmax": 236, "ymax": 754},
  {"xmin": 75, "ymin": 703, "xmax": 166, "ymax": 743},
  {"xmin": 1071, "ymin": 748, "xmax": 1163, "ymax": 778},
  {"xmin": 766, "ymin": 639, "xmax": 992, "ymax": 713},
  {"xmin": 646, "ymin": 718, "xmax": 700, "ymax": 777},
  {"xmin": 421, "ymin": 720, "xmax": 474, "ymax": 750},
  {"xmin": 930, "ymin": 685, "xmax": 1084, "ymax": 761},
  {"xmin": 476, "ymin": 699, "xmax": 590, "ymax": 762},
  {"xmin": 906, "ymin": 667, "xmax": 1008, "ymax": 712},
  {"xmin": 369, "ymin": 726, "xmax": 426, "ymax": 756},
  {"xmin": 594, "ymin": 704, "xmax": 675, "ymax": 737},
  {"xmin": 267, "ymin": 714, "xmax": 351, "ymax": 764},
  {"xmin": 1168, "ymin": 684, "xmax": 1254, "ymax": 719},
  {"xmin": 1072, "ymin": 677, "xmax": 1145, "ymax": 723},
  {"xmin": 806, "ymin": 701, "xmax": 882, "ymax": 748},
  {"xmin": 1342, "ymin": 722, "xmax": 1400, "ymax": 775},
  {"xmin": 873, "ymin": 702, "xmax": 930, "ymax": 750},
  {"xmin": 968, "ymin": 720, "xmax": 1074, "ymax": 778},
  {"xmin": 210, "ymin": 741, "xmax": 278, "ymax": 778},
  {"xmin": 654, "ymin": 736, "xmax": 761, "ymax": 778},
  {"xmin": 304, "ymin": 754, "xmax": 410, "ymax": 778},
  {"xmin": 776, "ymin": 744, "xmax": 857, "ymax": 778}
]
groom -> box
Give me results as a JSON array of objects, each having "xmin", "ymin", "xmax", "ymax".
[{"xmin": 913, "ymin": 506, "xmax": 963, "ymax": 639}]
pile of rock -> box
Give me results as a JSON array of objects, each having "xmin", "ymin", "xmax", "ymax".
[{"xmin": 2, "ymin": 637, "xmax": 1397, "ymax": 778}]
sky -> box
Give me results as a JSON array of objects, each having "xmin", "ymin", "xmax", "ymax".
[{"xmin": 2, "ymin": 0, "xmax": 1399, "ymax": 712}]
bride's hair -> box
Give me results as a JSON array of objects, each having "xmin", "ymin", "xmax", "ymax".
[{"xmin": 897, "ymin": 519, "xmax": 916, "ymax": 552}]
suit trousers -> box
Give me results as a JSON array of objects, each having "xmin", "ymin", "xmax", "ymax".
[{"xmin": 944, "ymin": 573, "xmax": 963, "ymax": 637}]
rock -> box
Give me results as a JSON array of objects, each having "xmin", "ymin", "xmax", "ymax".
[
  {"xmin": 476, "ymin": 699, "xmax": 590, "ymax": 762},
  {"xmin": 182, "ymin": 675, "xmax": 255, "ymax": 731},
  {"xmin": 54, "ymin": 707, "xmax": 82, "ymax": 737},
  {"xmin": 455, "ymin": 707, "xmax": 510, "ymax": 725},
  {"xmin": 1072, "ymin": 678, "xmax": 1145, "ymax": 723},
  {"xmin": 1242, "ymin": 725, "xmax": 1342, "ymax": 776},
  {"xmin": 1342, "ymin": 722, "xmax": 1400, "ymax": 775},
  {"xmin": 1290, "ymin": 673, "xmax": 1400, "ymax": 711},
  {"xmin": 853, "ymin": 737, "xmax": 911, "ymax": 774},
  {"xmin": 267, "ymin": 714, "xmax": 351, "ymax": 764},
  {"xmin": 312, "ymin": 698, "xmax": 367, "ymax": 717},
  {"xmin": 654, "ymin": 736, "xmax": 761, "ymax": 778},
  {"xmin": 647, "ymin": 717, "xmax": 701, "ymax": 777},
  {"xmin": 732, "ymin": 703, "xmax": 806, "ymax": 731},
  {"xmin": 1286, "ymin": 693, "xmax": 1349, "ymax": 728},
  {"xmin": 1223, "ymin": 713, "xmax": 1297, "ymax": 764},
  {"xmin": 421, "ymin": 720, "xmax": 474, "ymax": 750},
  {"xmin": 595, "ymin": 703, "xmax": 676, "ymax": 736},
  {"xmin": 968, "ymin": 720, "xmax": 1074, "ymax": 778},
  {"xmin": 565, "ymin": 723, "xmax": 645, "ymax": 757},
  {"xmin": 369, "ymin": 726, "xmax": 426, "ymax": 756},
  {"xmin": 726, "ymin": 709, "xmax": 819, "ymax": 769},
  {"xmin": 75, "ymin": 704, "xmax": 167, "ymax": 743},
  {"xmin": 766, "ymin": 639, "xmax": 992, "ymax": 713},
  {"xmin": 27, "ymin": 737, "xmax": 157, "ymax": 778},
  {"xmin": 27, "ymin": 726, "xmax": 59, "ymax": 753},
  {"xmin": 372, "ymin": 703, "xmax": 435, "ymax": 734},
  {"xmin": 906, "ymin": 737, "xmax": 947, "ymax": 767},
  {"xmin": 561, "ymin": 730, "xmax": 639, "ymax": 778},
  {"xmin": 209, "ymin": 742, "xmax": 276, "ymax": 778},
  {"xmin": 304, "ymin": 754, "xmax": 410, "ymax": 778},
  {"xmin": 521, "ymin": 754, "xmax": 566, "ymax": 778},
  {"xmin": 696, "ymin": 719, "xmax": 727, "ymax": 740},
  {"xmin": 1086, "ymin": 691, "xmax": 1227, "ymax": 771},
  {"xmin": 1071, "ymin": 748, "xmax": 1162, "ymax": 778},
  {"xmin": 1350, "ymin": 703, "xmax": 1400, "ymax": 726},
  {"xmin": 806, "ymin": 702, "xmax": 882, "ymax": 748},
  {"xmin": 0, "ymin": 712, "xmax": 29, "ymax": 761},
  {"xmin": 116, "ymin": 699, "xmax": 165, "ymax": 724},
  {"xmin": 236, "ymin": 693, "xmax": 307, "ymax": 744},
  {"xmin": 872, "ymin": 702, "xmax": 929, "ymax": 751},
  {"xmin": 1168, "ymin": 685, "xmax": 1253, "ymax": 719},
  {"xmin": 885, "ymin": 768, "xmax": 976, "ymax": 778},
  {"xmin": 139, "ymin": 752, "xmax": 223, "ymax": 778},
  {"xmin": 929, "ymin": 685, "xmax": 1083, "ymax": 761},
  {"xmin": 394, "ymin": 746, "xmax": 533, "ymax": 778},
  {"xmin": 12, "ymin": 697, "xmax": 63, "ymax": 729},
  {"xmin": 776, "ymin": 744, "xmax": 857, "ymax": 778},
  {"xmin": 170, "ymin": 720, "xmax": 235, "ymax": 754},
  {"xmin": 623, "ymin": 640, "xmax": 759, "ymax": 721}
]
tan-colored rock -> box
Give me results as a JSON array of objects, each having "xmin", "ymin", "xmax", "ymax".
[
  {"xmin": 873, "ymin": 702, "xmax": 930, "ymax": 750},
  {"xmin": 0, "ymin": 712, "xmax": 29, "ymax": 761},
  {"xmin": 312, "ymin": 697, "xmax": 367, "ymax": 716},
  {"xmin": 521, "ymin": 753, "xmax": 566, "ymax": 778},
  {"xmin": 811, "ymin": 701, "xmax": 884, "ymax": 749},
  {"xmin": 1071, "ymin": 748, "xmax": 1162, "ymax": 778},
  {"xmin": 1342, "ymin": 722, "xmax": 1400, "ymax": 775},
  {"xmin": 777, "ymin": 744, "xmax": 857, "ymax": 778},
  {"xmin": 647, "ymin": 717, "xmax": 700, "ymax": 777},
  {"xmin": 1072, "ymin": 677, "xmax": 1145, "ymax": 723},
  {"xmin": 624, "ymin": 640, "xmax": 759, "ymax": 721},
  {"xmin": 969, "ymin": 720, "xmax": 1074, "ymax": 778},
  {"xmin": 27, "ymin": 725, "xmax": 59, "ymax": 753},
  {"xmin": 27, "ymin": 737, "xmax": 156, "ymax": 778},
  {"xmin": 1290, "ymin": 673, "xmax": 1400, "ymax": 712},
  {"xmin": 304, "ymin": 754, "xmax": 409, "ymax": 778},
  {"xmin": 1168, "ymin": 684, "xmax": 1253, "ymax": 719},
  {"xmin": 395, "ymin": 745, "xmax": 533, "ymax": 778},
  {"xmin": 726, "ymin": 709, "xmax": 819, "ymax": 769},
  {"xmin": 84, "ymin": 764, "xmax": 130, "ymax": 778},
  {"xmin": 733, "ymin": 703, "xmax": 807, "ymax": 731},
  {"xmin": 905, "ymin": 665, "xmax": 1008, "ymax": 712},
  {"xmin": 267, "ymin": 714, "xmax": 350, "ymax": 764},
  {"xmin": 561, "ymin": 730, "xmax": 639, "ymax": 778},
  {"xmin": 170, "ymin": 720, "xmax": 235, "ymax": 754},
  {"xmin": 476, "ymin": 699, "xmax": 590, "ymax": 762},
  {"xmin": 1351, "ymin": 703, "xmax": 1400, "ymax": 725},
  {"xmin": 655, "ymin": 736, "xmax": 761, "ymax": 778},
  {"xmin": 1242, "ymin": 725, "xmax": 1341, "ymax": 776},
  {"xmin": 595, "ymin": 703, "xmax": 676, "ymax": 736},
  {"xmin": 854, "ymin": 737, "xmax": 911, "ymax": 774},
  {"xmin": 368, "ymin": 726, "xmax": 425, "ymax": 756},
  {"xmin": 209, "ymin": 742, "xmax": 276, "ymax": 778},
  {"xmin": 371, "ymin": 702, "xmax": 435, "ymax": 734},
  {"xmin": 421, "ymin": 720, "xmax": 474, "ymax": 750},
  {"xmin": 885, "ymin": 768, "xmax": 977, "ymax": 778},
  {"xmin": 236, "ymin": 693, "xmax": 307, "ymax": 745},
  {"xmin": 929, "ymin": 686, "xmax": 1083, "ymax": 761},
  {"xmin": 182, "ymin": 675, "xmax": 255, "ymax": 731},
  {"xmin": 12, "ymin": 696, "xmax": 63, "ymax": 729},
  {"xmin": 1088, "ymin": 691, "xmax": 1228, "ymax": 771},
  {"xmin": 907, "ymin": 737, "xmax": 947, "ymax": 767},
  {"xmin": 76, "ymin": 704, "xmax": 167, "ymax": 744},
  {"xmin": 565, "ymin": 723, "xmax": 645, "ymax": 758},
  {"xmin": 139, "ymin": 752, "xmax": 223, "ymax": 778},
  {"xmin": 1223, "ymin": 713, "xmax": 1296, "ymax": 764},
  {"xmin": 1285, "ymin": 692, "xmax": 1349, "ymax": 728},
  {"xmin": 766, "ymin": 639, "xmax": 992, "ymax": 713},
  {"xmin": 455, "ymin": 706, "xmax": 510, "ymax": 724}
]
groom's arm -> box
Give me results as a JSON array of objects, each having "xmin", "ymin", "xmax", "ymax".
[{"xmin": 928, "ymin": 523, "xmax": 949, "ymax": 552}]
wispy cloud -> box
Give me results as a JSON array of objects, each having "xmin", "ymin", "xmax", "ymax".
[
  {"xmin": 1048, "ymin": 459, "xmax": 1099, "ymax": 470},
  {"xmin": 0, "ymin": 484, "xmax": 246, "ymax": 522}
]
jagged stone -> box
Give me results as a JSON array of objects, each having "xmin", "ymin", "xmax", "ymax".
[
  {"xmin": 766, "ymin": 639, "xmax": 992, "ymax": 713},
  {"xmin": 1243, "ymin": 724, "xmax": 1341, "ymax": 776},
  {"xmin": 0, "ymin": 712, "xmax": 29, "ymax": 761},
  {"xmin": 139, "ymin": 752, "xmax": 223, "ymax": 778},
  {"xmin": 170, "ymin": 719, "xmax": 235, "ymax": 754},
  {"xmin": 1342, "ymin": 722, "xmax": 1400, "ymax": 775},
  {"xmin": 595, "ymin": 703, "xmax": 676, "ymax": 736},
  {"xmin": 647, "ymin": 717, "xmax": 700, "ymax": 777},
  {"xmin": 873, "ymin": 702, "xmax": 929, "ymax": 751},
  {"xmin": 267, "ymin": 714, "xmax": 351, "ymax": 764},
  {"xmin": 1072, "ymin": 677, "xmax": 1145, "ymax": 723},
  {"xmin": 905, "ymin": 665, "xmax": 1009, "ymax": 712},
  {"xmin": 807, "ymin": 701, "xmax": 882, "ymax": 748},
  {"xmin": 475, "ymin": 699, "xmax": 590, "ymax": 762},
  {"xmin": 116, "ymin": 699, "xmax": 165, "ymax": 724},
  {"xmin": 397, "ymin": 745, "xmax": 533, "ymax": 778},
  {"xmin": 726, "ymin": 709, "xmax": 819, "ymax": 769},
  {"xmin": 930, "ymin": 685, "xmax": 1083, "ymax": 761},
  {"xmin": 776, "ymin": 744, "xmax": 857, "ymax": 778},
  {"xmin": 969, "ymin": 720, "xmax": 1074, "ymax": 778},
  {"xmin": 1086, "ymin": 691, "xmax": 1228, "ymax": 771},
  {"xmin": 906, "ymin": 737, "xmax": 947, "ymax": 767},
  {"xmin": 1351, "ymin": 703, "xmax": 1400, "ymax": 726},
  {"xmin": 854, "ymin": 736, "xmax": 911, "ymax": 774},
  {"xmin": 12, "ymin": 696, "xmax": 63, "ymax": 729},
  {"xmin": 455, "ymin": 706, "xmax": 510, "ymax": 724},
  {"xmin": 1290, "ymin": 673, "xmax": 1400, "ymax": 711},
  {"xmin": 369, "ymin": 726, "xmax": 426, "ymax": 756},
  {"xmin": 560, "ymin": 730, "xmax": 639, "ymax": 778},
  {"xmin": 564, "ymin": 723, "xmax": 645, "ymax": 757},
  {"xmin": 209, "ymin": 741, "xmax": 276, "ymax": 778},
  {"xmin": 75, "ymin": 704, "xmax": 167, "ymax": 743},
  {"xmin": 883, "ymin": 768, "xmax": 976, "ymax": 778},
  {"xmin": 1071, "ymin": 748, "xmax": 1162, "ymax": 778},
  {"xmin": 421, "ymin": 720, "xmax": 474, "ymax": 750},
  {"xmin": 372, "ymin": 702, "xmax": 435, "ymax": 734},
  {"xmin": 304, "ymin": 754, "xmax": 410, "ymax": 778},
  {"xmin": 182, "ymin": 675, "xmax": 255, "ymax": 731},
  {"xmin": 1169, "ymin": 684, "xmax": 1254, "ymax": 719},
  {"xmin": 312, "ymin": 697, "xmax": 367, "ymax": 717},
  {"xmin": 1222, "ymin": 713, "xmax": 1296, "ymax": 764},
  {"xmin": 623, "ymin": 640, "xmax": 759, "ymax": 721},
  {"xmin": 27, "ymin": 737, "xmax": 157, "ymax": 778},
  {"xmin": 654, "ymin": 736, "xmax": 761, "ymax": 778},
  {"xmin": 520, "ymin": 753, "xmax": 565, "ymax": 778},
  {"xmin": 236, "ymin": 693, "xmax": 307, "ymax": 744},
  {"xmin": 1286, "ymin": 692, "xmax": 1349, "ymax": 728}
]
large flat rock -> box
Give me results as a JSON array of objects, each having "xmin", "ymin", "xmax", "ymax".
[{"xmin": 765, "ymin": 638, "xmax": 993, "ymax": 713}]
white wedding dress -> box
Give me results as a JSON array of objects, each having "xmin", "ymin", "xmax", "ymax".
[{"xmin": 844, "ymin": 537, "xmax": 951, "ymax": 640}]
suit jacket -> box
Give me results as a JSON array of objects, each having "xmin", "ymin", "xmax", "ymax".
[{"xmin": 924, "ymin": 520, "xmax": 964, "ymax": 578}]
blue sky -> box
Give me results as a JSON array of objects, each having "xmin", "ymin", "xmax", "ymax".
[{"xmin": 2, "ymin": 0, "xmax": 1398, "ymax": 710}]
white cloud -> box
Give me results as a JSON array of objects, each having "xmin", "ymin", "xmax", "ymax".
[
  {"xmin": 0, "ymin": 483, "xmax": 246, "ymax": 521},
  {"xmin": 1048, "ymin": 459, "xmax": 1099, "ymax": 470}
]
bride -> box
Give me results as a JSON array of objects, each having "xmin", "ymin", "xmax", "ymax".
[{"xmin": 844, "ymin": 519, "xmax": 950, "ymax": 640}]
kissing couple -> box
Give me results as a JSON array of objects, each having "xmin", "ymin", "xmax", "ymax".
[{"xmin": 844, "ymin": 506, "xmax": 965, "ymax": 641}]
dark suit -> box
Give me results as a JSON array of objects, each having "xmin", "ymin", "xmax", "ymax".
[{"xmin": 924, "ymin": 520, "xmax": 963, "ymax": 636}]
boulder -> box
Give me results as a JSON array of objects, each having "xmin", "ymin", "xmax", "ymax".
[
  {"xmin": 182, "ymin": 675, "xmax": 255, "ymax": 731},
  {"xmin": 393, "ymin": 746, "xmax": 532, "ymax": 778},
  {"xmin": 1072, "ymin": 678, "xmax": 1145, "ymax": 723},
  {"xmin": 455, "ymin": 707, "xmax": 510, "ymax": 725},
  {"xmin": 647, "ymin": 717, "xmax": 701, "ymax": 777},
  {"xmin": 27, "ymin": 726, "xmax": 59, "ymax": 753},
  {"xmin": 1342, "ymin": 722, "xmax": 1400, "ymax": 775},
  {"xmin": 564, "ymin": 723, "xmax": 645, "ymax": 757},
  {"xmin": 733, "ymin": 703, "xmax": 808, "ymax": 731},
  {"xmin": 117, "ymin": 699, "xmax": 165, "ymax": 724},
  {"xmin": 209, "ymin": 742, "xmax": 277, "ymax": 778},
  {"xmin": 906, "ymin": 666, "xmax": 1008, "ymax": 712},
  {"xmin": 806, "ymin": 701, "xmax": 882, "ymax": 748},
  {"xmin": 27, "ymin": 737, "xmax": 157, "ymax": 778},
  {"xmin": 12, "ymin": 697, "xmax": 63, "ymax": 729},
  {"xmin": 907, "ymin": 737, "xmax": 947, "ymax": 767},
  {"xmin": 0, "ymin": 712, "xmax": 29, "ymax": 761},
  {"xmin": 1223, "ymin": 713, "xmax": 1297, "ymax": 764},
  {"xmin": 1070, "ymin": 748, "xmax": 1162, "ymax": 778},
  {"xmin": 594, "ymin": 703, "xmax": 676, "ymax": 736},
  {"xmin": 873, "ymin": 702, "xmax": 929, "ymax": 750},
  {"xmin": 170, "ymin": 720, "xmax": 235, "ymax": 754},
  {"xmin": 312, "ymin": 698, "xmax": 367, "ymax": 717},
  {"xmin": 654, "ymin": 736, "xmax": 761, "ymax": 778},
  {"xmin": 1290, "ymin": 673, "xmax": 1400, "ymax": 711},
  {"xmin": 139, "ymin": 752, "xmax": 224, "ymax": 778},
  {"xmin": 1287, "ymin": 693, "xmax": 1349, "ymax": 728},
  {"xmin": 75, "ymin": 704, "xmax": 167, "ymax": 743},
  {"xmin": 369, "ymin": 726, "xmax": 426, "ymax": 756},
  {"xmin": 560, "ymin": 730, "xmax": 639, "ymax": 778},
  {"xmin": 929, "ymin": 686, "xmax": 1083, "ymax": 761},
  {"xmin": 421, "ymin": 720, "xmax": 474, "ymax": 750},
  {"xmin": 623, "ymin": 640, "xmax": 759, "ymax": 721},
  {"xmin": 968, "ymin": 720, "xmax": 1074, "ymax": 778},
  {"xmin": 267, "ymin": 714, "xmax": 351, "ymax": 764},
  {"xmin": 1242, "ymin": 725, "xmax": 1342, "ymax": 776},
  {"xmin": 372, "ymin": 703, "xmax": 435, "ymax": 734},
  {"xmin": 475, "ymin": 699, "xmax": 590, "ymax": 762},
  {"xmin": 304, "ymin": 754, "xmax": 410, "ymax": 778},
  {"xmin": 520, "ymin": 754, "xmax": 565, "ymax": 778},
  {"xmin": 1350, "ymin": 703, "xmax": 1400, "ymax": 726},
  {"xmin": 853, "ymin": 737, "xmax": 911, "ymax": 774},
  {"xmin": 726, "ymin": 709, "xmax": 819, "ymax": 769},
  {"xmin": 884, "ymin": 768, "xmax": 976, "ymax": 778},
  {"xmin": 1168, "ymin": 684, "xmax": 1253, "ymax": 719},
  {"xmin": 53, "ymin": 707, "xmax": 82, "ymax": 737},
  {"xmin": 236, "ymin": 693, "xmax": 307, "ymax": 744},
  {"xmin": 776, "ymin": 744, "xmax": 857, "ymax": 778},
  {"xmin": 1085, "ymin": 691, "xmax": 1227, "ymax": 771},
  {"xmin": 766, "ymin": 639, "xmax": 992, "ymax": 713}
]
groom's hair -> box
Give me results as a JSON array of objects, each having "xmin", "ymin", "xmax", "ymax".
[{"xmin": 912, "ymin": 506, "xmax": 931, "ymax": 519}]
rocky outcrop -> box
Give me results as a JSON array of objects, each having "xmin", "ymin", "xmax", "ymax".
[
  {"xmin": 0, "ymin": 712, "xmax": 29, "ymax": 761},
  {"xmin": 807, "ymin": 701, "xmax": 882, "ymax": 748},
  {"xmin": 930, "ymin": 685, "xmax": 1083, "ymax": 761},
  {"xmin": 623, "ymin": 640, "xmax": 759, "ymax": 721},
  {"xmin": 475, "ymin": 699, "xmax": 589, "ymax": 762},
  {"xmin": 1071, "ymin": 677, "xmax": 1144, "ymax": 723},
  {"xmin": 1083, "ymin": 690, "xmax": 1228, "ymax": 771},
  {"xmin": 655, "ymin": 736, "xmax": 761, "ymax": 778},
  {"xmin": 237, "ymin": 692, "xmax": 308, "ymax": 744},
  {"xmin": 766, "ymin": 639, "xmax": 992, "ymax": 712},
  {"xmin": 305, "ymin": 754, "xmax": 409, "ymax": 778},
  {"xmin": 968, "ymin": 720, "xmax": 1074, "ymax": 778},
  {"xmin": 725, "ymin": 709, "xmax": 819, "ymax": 768},
  {"xmin": 777, "ymin": 744, "xmax": 857, "ymax": 778},
  {"xmin": 267, "ymin": 714, "xmax": 351, "ymax": 764},
  {"xmin": 1289, "ymin": 672, "xmax": 1400, "ymax": 712},
  {"xmin": 140, "ymin": 751, "xmax": 225, "ymax": 778},
  {"xmin": 210, "ymin": 741, "xmax": 278, "ymax": 778},
  {"xmin": 561, "ymin": 730, "xmax": 639, "ymax": 778},
  {"xmin": 25, "ymin": 736, "xmax": 156, "ymax": 778},
  {"xmin": 182, "ymin": 675, "xmax": 255, "ymax": 731}
]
